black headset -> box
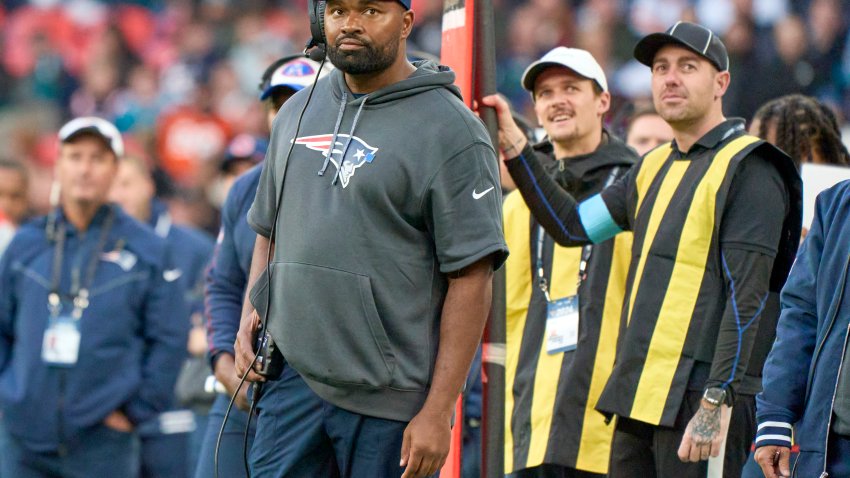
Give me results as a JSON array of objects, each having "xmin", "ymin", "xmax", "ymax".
[{"xmin": 306, "ymin": 0, "xmax": 327, "ymax": 61}]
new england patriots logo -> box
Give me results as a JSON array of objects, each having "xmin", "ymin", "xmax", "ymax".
[{"xmin": 294, "ymin": 134, "xmax": 378, "ymax": 188}]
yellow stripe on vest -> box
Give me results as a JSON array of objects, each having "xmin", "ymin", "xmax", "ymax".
[
  {"xmin": 575, "ymin": 232, "xmax": 633, "ymax": 473},
  {"xmin": 626, "ymin": 159, "xmax": 689, "ymax": 326},
  {"xmin": 526, "ymin": 242, "xmax": 580, "ymax": 469},
  {"xmin": 635, "ymin": 144, "xmax": 673, "ymax": 215},
  {"xmin": 629, "ymin": 135, "xmax": 760, "ymax": 424},
  {"xmin": 503, "ymin": 192, "xmax": 533, "ymax": 473}
]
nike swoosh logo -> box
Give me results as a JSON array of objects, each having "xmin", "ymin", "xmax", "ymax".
[
  {"xmin": 163, "ymin": 269, "xmax": 183, "ymax": 282},
  {"xmin": 472, "ymin": 186, "xmax": 495, "ymax": 200}
]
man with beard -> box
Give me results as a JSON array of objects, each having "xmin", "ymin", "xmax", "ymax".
[
  {"xmin": 485, "ymin": 22, "xmax": 802, "ymax": 478},
  {"xmin": 234, "ymin": 1, "xmax": 507, "ymax": 477}
]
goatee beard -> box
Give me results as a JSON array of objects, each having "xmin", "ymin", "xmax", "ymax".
[{"xmin": 328, "ymin": 39, "xmax": 399, "ymax": 75}]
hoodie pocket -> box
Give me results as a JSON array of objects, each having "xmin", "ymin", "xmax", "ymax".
[{"xmin": 270, "ymin": 262, "xmax": 396, "ymax": 388}]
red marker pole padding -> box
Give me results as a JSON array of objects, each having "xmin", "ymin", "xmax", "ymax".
[{"xmin": 439, "ymin": 0, "xmax": 476, "ymax": 476}]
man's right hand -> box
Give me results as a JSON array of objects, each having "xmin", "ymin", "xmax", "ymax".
[
  {"xmin": 754, "ymin": 445, "xmax": 791, "ymax": 478},
  {"xmin": 214, "ymin": 353, "xmax": 251, "ymax": 411},
  {"xmin": 234, "ymin": 310, "xmax": 265, "ymax": 383},
  {"xmin": 479, "ymin": 94, "xmax": 529, "ymax": 158}
]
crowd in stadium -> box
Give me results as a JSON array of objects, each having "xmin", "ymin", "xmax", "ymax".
[{"xmin": 0, "ymin": 0, "xmax": 848, "ymax": 225}]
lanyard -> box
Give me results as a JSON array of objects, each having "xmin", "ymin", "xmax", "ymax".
[
  {"xmin": 48, "ymin": 207, "xmax": 115, "ymax": 320},
  {"xmin": 535, "ymin": 166, "xmax": 622, "ymax": 302}
]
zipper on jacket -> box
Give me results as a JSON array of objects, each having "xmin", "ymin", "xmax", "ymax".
[
  {"xmin": 805, "ymin": 254, "xmax": 850, "ymax": 402},
  {"xmin": 819, "ymin": 321, "xmax": 850, "ymax": 477},
  {"xmin": 817, "ymin": 254, "xmax": 850, "ymax": 478}
]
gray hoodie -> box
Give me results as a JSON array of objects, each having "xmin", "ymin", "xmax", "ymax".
[{"xmin": 248, "ymin": 61, "xmax": 508, "ymax": 421}]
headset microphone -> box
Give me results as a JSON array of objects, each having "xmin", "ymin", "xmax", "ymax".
[
  {"xmin": 305, "ymin": 0, "xmax": 327, "ymax": 61},
  {"xmin": 307, "ymin": 44, "xmax": 326, "ymax": 62}
]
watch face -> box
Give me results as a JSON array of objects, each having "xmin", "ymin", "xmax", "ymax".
[{"xmin": 704, "ymin": 388, "xmax": 726, "ymax": 405}]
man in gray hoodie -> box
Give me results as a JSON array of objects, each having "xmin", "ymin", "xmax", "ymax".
[{"xmin": 234, "ymin": 0, "xmax": 508, "ymax": 477}]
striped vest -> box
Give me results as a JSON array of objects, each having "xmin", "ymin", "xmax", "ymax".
[
  {"xmin": 595, "ymin": 134, "xmax": 799, "ymax": 427},
  {"xmin": 504, "ymin": 190, "xmax": 632, "ymax": 473}
]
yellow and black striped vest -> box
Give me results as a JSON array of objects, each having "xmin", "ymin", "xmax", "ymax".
[
  {"xmin": 504, "ymin": 190, "xmax": 632, "ymax": 473},
  {"xmin": 595, "ymin": 134, "xmax": 789, "ymax": 427}
]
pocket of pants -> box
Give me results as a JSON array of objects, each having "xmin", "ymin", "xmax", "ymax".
[{"xmin": 269, "ymin": 262, "xmax": 396, "ymax": 388}]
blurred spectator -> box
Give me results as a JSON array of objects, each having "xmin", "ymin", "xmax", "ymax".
[
  {"xmin": 722, "ymin": 14, "xmax": 763, "ymax": 119},
  {"xmin": 624, "ymin": 106, "xmax": 674, "ymax": 156},
  {"xmin": 206, "ymin": 134, "xmax": 268, "ymax": 209},
  {"xmin": 0, "ymin": 159, "xmax": 31, "ymax": 227},
  {"xmin": 750, "ymin": 94, "xmax": 850, "ymax": 168},
  {"xmin": 110, "ymin": 153, "xmax": 214, "ymax": 478},
  {"xmin": 155, "ymin": 85, "xmax": 231, "ymax": 188},
  {"xmin": 0, "ymin": 116, "xmax": 188, "ymax": 477},
  {"xmin": 68, "ymin": 59, "xmax": 121, "ymax": 119},
  {"xmin": 112, "ymin": 64, "xmax": 165, "ymax": 133},
  {"xmin": 806, "ymin": 0, "xmax": 847, "ymax": 105}
]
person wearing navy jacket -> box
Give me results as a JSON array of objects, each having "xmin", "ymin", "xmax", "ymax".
[
  {"xmin": 194, "ymin": 54, "xmax": 329, "ymax": 478},
  {"xmin": 755, "ymin": 180, "xmax": 850, "ymax": 478},
  {"xmin": 110, "ymin": 154, "xmax": 214, "ymax": 478},
  {"xmin": 0, "ymin": 117, "xmax": 188, "ymax": 477}
]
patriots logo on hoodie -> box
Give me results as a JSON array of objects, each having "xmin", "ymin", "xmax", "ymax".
[{"xmin": 294, "ymin": 134, "xmax": 378, "ymax": 188}]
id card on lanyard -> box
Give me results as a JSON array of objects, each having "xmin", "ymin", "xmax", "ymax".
[
  {"xmin": 538, "ymin": 225, "xmax": 589, "ymax": 355},
  {"xmin": 540, "ymin": 166, "xmax": 619, "ymax": 355},
  {"xmin": 42, "ymin": 209, "xmax": 114, "ymax": 367}
]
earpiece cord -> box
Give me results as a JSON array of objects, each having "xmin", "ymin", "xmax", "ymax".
[{"xmin": 213, "ymin": 53, "xmax": 327, "ymax": 478}]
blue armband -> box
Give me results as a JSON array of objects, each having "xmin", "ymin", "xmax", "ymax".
[{"xmin": 578, "ymin": 194, "xmax": 622, "ymax": 244}]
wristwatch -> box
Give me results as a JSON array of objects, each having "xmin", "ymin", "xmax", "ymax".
[{"xmin": 702, "ymin": 387, "xmax": 727, "ymax": 408}]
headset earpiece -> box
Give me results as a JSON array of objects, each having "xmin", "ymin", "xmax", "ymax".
[{"xmin": 306, "ymin": 0, "xmax": 327, "ymax": 61}]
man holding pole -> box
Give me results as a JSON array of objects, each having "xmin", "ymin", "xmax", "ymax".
[
  {"xmin": 498, "ymin": 46, "xmax": 635, "ymax": 478},
  {"xmin": 484, "ymin": 21, "xmax": 802, "ymax": 478}
]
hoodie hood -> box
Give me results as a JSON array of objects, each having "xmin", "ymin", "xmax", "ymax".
[
  {"xmin": 330, "ymin": 60, "xmax": 462, "ymax": 106},
  {"xmin": 534, "ymin": 129, "xmax": 637, "ymax": 200}
]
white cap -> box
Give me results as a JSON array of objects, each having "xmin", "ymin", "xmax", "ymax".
[
  {"xmin": 259, "ymin": 57, "xmax": 332, "ymax": 100},
  {"xmin": 58, "ymin": 117, "xmax": 124, "ymax": 157},
  {"xmin": 521, "ymin": 47, "xmax": 608, "ymax": 93}
]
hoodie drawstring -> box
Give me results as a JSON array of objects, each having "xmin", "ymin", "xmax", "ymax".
[
  {"xmin": 318, "ymin": 91, "xmax": 348, "ymax": 177},
  {"xmin": 332, "ymin": 98, "xmax": 367, "ymax": 186}
]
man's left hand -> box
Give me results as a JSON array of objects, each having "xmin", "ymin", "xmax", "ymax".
[
  {"xmin": 677, "ymin": 401, "xmax": 731, "ymax": 462},
  {"xmin": 103, "ymin": 410, "xmax": 134, "ymax": 433},
  {"xmin": 399, "ymin": 408, "xmax": 451, "ymax": 478}
]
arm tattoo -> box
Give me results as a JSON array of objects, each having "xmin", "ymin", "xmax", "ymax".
[{"xmin": 691, "ymin": 405, "xmax": 721, "ymax": 445}]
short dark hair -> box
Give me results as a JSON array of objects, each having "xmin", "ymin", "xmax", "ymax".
[{"xmin": 625, "ymin": 105, "xmax": 663, "ymax": 137}]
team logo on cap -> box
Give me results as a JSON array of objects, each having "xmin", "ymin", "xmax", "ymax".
[
  {"xmin": 294, "ymin": 134, "xmax": 378, "ymax": 188},
  {"xmin": 272, "ymin": 60, "xmax": 318, "ymax": 86}
]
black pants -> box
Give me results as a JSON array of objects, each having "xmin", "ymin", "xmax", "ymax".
[
  {"xmin": 510, "ymin": 463, "xmax": 604, "ymax": 478},
  {"xmin": 608, "ymin": 392, "xmax": 755, "ymax": 478}
]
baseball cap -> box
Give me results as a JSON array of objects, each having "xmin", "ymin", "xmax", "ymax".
[
  {"xmin": 634, "ymin": 21, "xmax": 729, "ymax": 72},
  {"xmin": 259, "ymin": 56, "xmax": 332, "ymax": 100},
  {"xmin": 521, "ymin": 47, "xmax": 608, "ymax": 93},
  {"xmin": 221, "ymin": 134, "xmax": 268, "ymax": 171},
  {"xmin": 395, "ymin": 0, "xmax": 411, "ymax": 9},
  {"xmin": 58, "ymin": 117, "xmax": 124, "ymax": 157}
]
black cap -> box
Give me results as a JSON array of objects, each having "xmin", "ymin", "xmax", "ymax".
[{"xmin": 634, "ymin": 21, "xmax": 729, "ymax": 72}]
